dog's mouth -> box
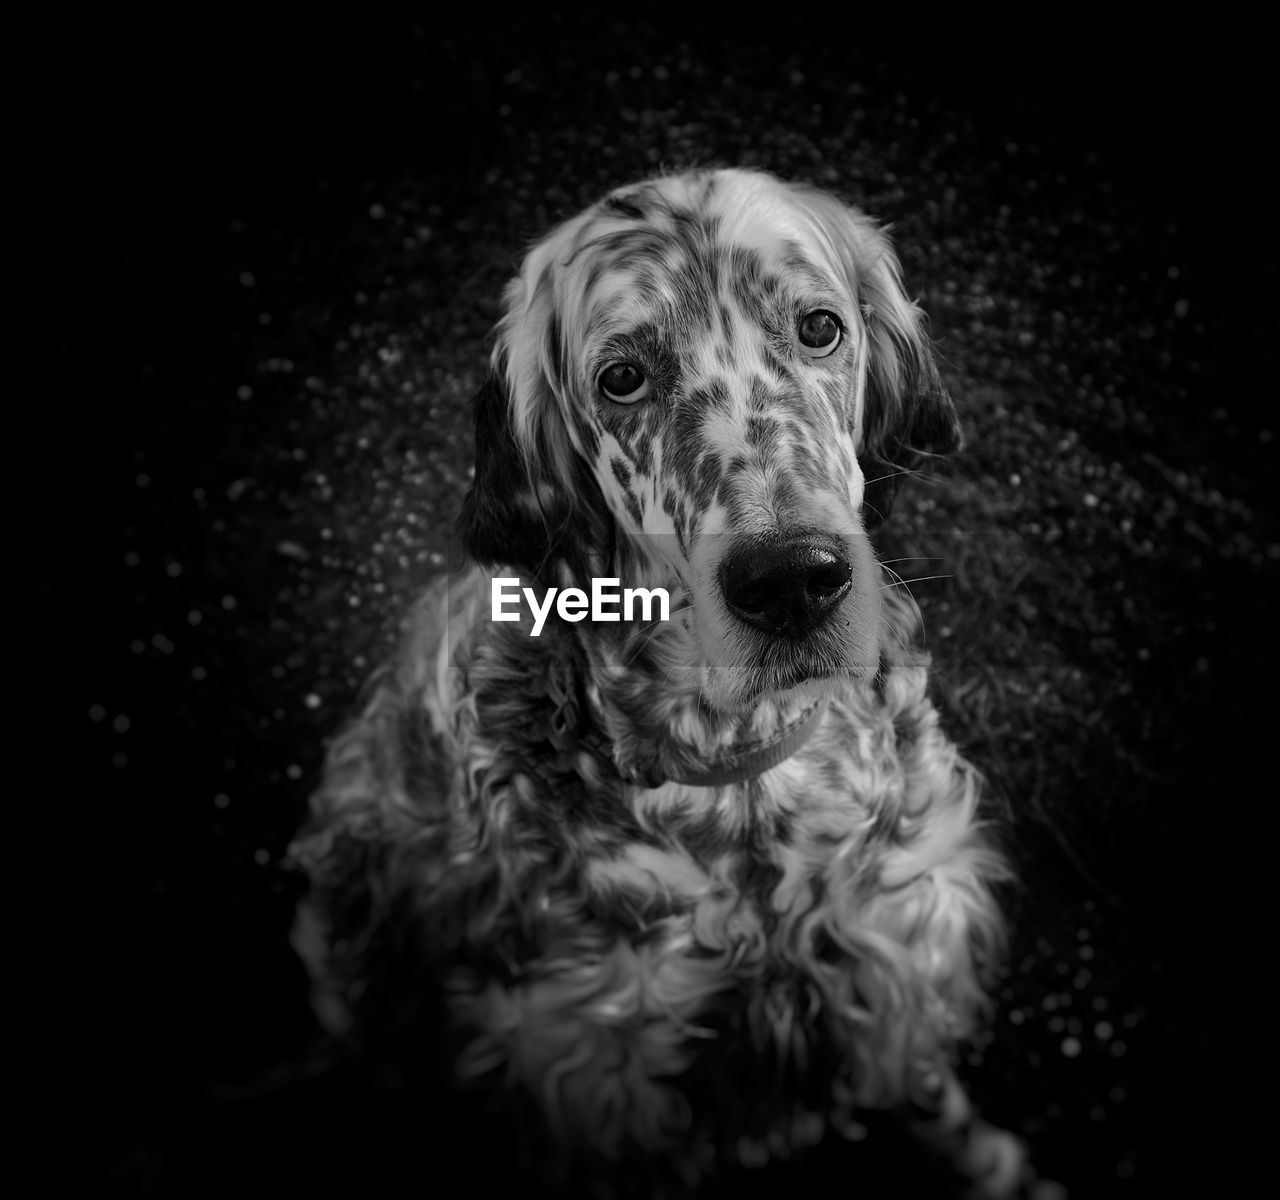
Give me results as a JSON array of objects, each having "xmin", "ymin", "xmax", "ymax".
[
  {"xmin": 704, "ymin": 651, "xmax": 844, "ymax": 711},
  {"xmin": 694, "ymin": 529, "xmax": 880, "ymax": 708},
  {"xmin": 769, "ymin": 656, "xmax": 836, "ymax": 691}
]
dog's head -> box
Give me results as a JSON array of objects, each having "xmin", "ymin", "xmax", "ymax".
[{"xmin": 460, "ymin": 169, "xmax": 958, "ymax": 711}]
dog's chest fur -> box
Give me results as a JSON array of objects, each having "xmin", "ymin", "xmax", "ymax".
[{"xmin": 350, "ymin": 587, "xmax": 999, "ymax": 1168}]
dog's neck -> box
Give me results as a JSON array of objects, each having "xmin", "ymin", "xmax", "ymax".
[
  {"xmin": 658, "ymin": 697, "xmax": 828, "ymax": 787},
  {"xmin": 494, "ymin": 554, "xmax": 835, "ymax": 789},
  {"xmin": 538, "ymin": 617, "xmax": 828, "ymax": 790}
]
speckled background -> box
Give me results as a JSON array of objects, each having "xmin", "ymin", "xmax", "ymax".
[{"xmin": 43, "ymin": 11, "xmax": 1270, "ymax": 1197}]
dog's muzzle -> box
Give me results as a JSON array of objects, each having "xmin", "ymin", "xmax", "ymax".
[{"xmin": 718, "ymin": 535, "xmax": 853, "ymax": 639}]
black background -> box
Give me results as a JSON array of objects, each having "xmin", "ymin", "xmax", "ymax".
[{"xmin": 30, "ymin": 10, "xmax": 1270, "ymax": 1196}]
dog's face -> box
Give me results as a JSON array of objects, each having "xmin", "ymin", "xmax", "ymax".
[{"xmin": 461, "ymin": 169, "xmax": 959, "ymax": 712}]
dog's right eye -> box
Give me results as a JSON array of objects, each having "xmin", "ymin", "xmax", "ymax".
[
  {"xmin": 598, "ymin": 362, "xmax": 651, "ymax": 403},
  {"xmin": 798, "ymin": 310, "xmax": 842, "ymax": 358}
]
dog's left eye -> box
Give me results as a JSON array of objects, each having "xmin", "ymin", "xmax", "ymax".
[
  {"xmin": 798, "ymin": 310, "xmax": 842, "ymax": 358},
  {"xmin": 598, "ymin": 362, "xmax": 651, "ymax": 403}
]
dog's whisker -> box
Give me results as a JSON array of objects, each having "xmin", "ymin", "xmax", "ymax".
[
  {"xmin": 879, "ymin": 563, "xmax": 926, "ymax": 636},
  {"xmin": 879, "ymin": 573, "xmax": 954, "ymax": 589},
  {"xmin": 640, "ymin": 603, "xmax": 693, "ymax": 636},
  {"xmin": 862, "ymin": 467, "xmax": 918, "ymax": 487}
]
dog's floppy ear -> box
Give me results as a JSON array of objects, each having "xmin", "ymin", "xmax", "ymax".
[
  {"xmin": 457, "ymin": 245, "xmax": 610, "ymax": 575},
  {"xmin": 856, "ymin": 243, "xmax": 961, "ymax": 528},
  {"xmin": 795, "ymin": 184, "xmax": 961, "ymax": 529},
  {"xmin": 456, "ymin": 370, "xmax": 555, "ymax": 569},
  {"xmin": 860, "ymin": 243, "xmax": 962, "ymax": 524}
]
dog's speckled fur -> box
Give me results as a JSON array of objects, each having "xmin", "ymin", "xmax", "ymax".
[{"xmin": 291, "ymin": 170, "xmax": 1053, "ymax": 1198}]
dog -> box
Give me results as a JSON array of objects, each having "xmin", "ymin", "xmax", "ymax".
[{"xmin": 290, "ymin": 168, "xmax": 1055, "ymax": 1198}]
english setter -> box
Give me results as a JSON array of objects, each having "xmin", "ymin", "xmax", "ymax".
[{"xmin": 291, "ymin": 169, "xmax": 1056, "ymax": 1198}]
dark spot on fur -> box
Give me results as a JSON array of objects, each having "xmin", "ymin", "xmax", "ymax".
[
  {"xmin": 745, "ymin": 415, "xmax": 775, "ymax": 451},
  {"xmin": 681, "ymin": 812, "xmax": 733, "ymax": 861},
  {"xmin": 717, "ymin": 303, "xmax": 734, "ymax": 340},
  {"xmin": 603, "ymin": 195, "xmax": 647, "ymax": 221},
  {"xmin": 543, "ymin": 306, "xmax": 569, "ymax": 394},
  {"xmin": 695, "ymin": 453, "xmax": 723, "ymax": 508},
  {"xmin": 771, "ymin": 474, "xmax": 800, "ymax": 514},
  {"xmin": 610, "ymin": 456, "xmax": 632, "ymax": 492},
  {"xmin": 748, "ymin": 342, "xmax": 787, "ymax": 383},
  {"xmin": 600, "ymin": 402, "xmax": 655, "ymax": 477},
  {"xmin": 573, "ymin": 413, "xmax": 601, "ymax": 461},
  {"xmin": 623, "ymin": 489, "xmax": 644, "ymax": 527},
  {"xmin": 731, "ymin": 850, "xmax": 785, "ymax": 919}
]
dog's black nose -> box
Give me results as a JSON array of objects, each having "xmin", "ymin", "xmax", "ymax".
[{"xmin": 719, "ymin": 537, "xmax": 853, "ymax": 637}]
